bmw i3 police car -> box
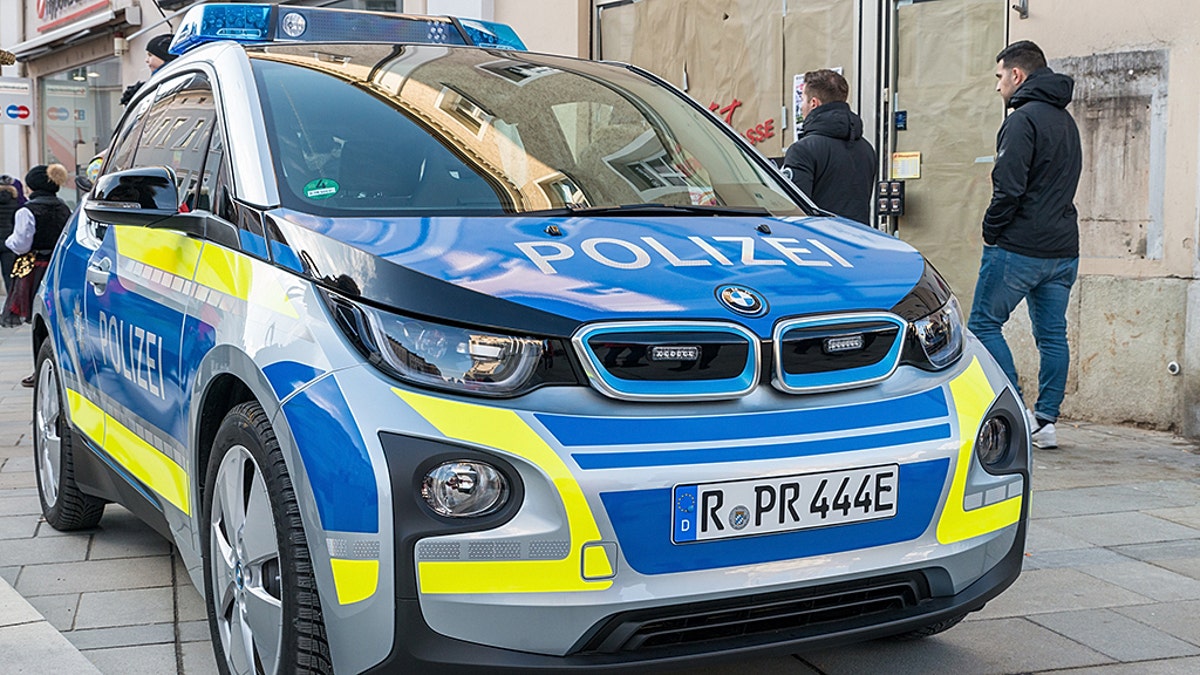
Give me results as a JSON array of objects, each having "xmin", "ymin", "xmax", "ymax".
[{"xmin": 31, "ymin": 3, "xmax": 1030, "ymax": 673}]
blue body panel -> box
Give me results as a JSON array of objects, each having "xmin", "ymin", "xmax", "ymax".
[
  {"xmin": 277, "ymin": 211, "xmax": 926, "ymax": 336},
  {"xmin": 278, "ymin": 375, "xmax": 379, "ymax": 533},
  {"xmin": 601, "ymin": 458, "xmax": 950, "ymax": 575},
  {"xmin": 537, "ymin": 388, "xmax": 949, "ymax": 448}
]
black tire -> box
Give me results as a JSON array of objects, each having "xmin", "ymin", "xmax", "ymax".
[
  {"xmin": 202, "ymin": 401, "xmax": 332, "ymax": 675},
  {"xmin": 890, "ymin": 612, "xmax": 968, "ymax": 640},
  {"xmin": 33, "ymin": 339, "xmax": 105, "ymax": 530}
]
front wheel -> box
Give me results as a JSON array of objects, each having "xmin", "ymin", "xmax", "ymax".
[
  {"xmin": 33, "ymin": 339, "xmax": 105, "ymax": 530},
  {"xmin": 202, "ymin": 401, "xmax": 332, "ymax": 675}
]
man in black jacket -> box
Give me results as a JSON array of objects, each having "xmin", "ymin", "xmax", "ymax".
[
  {"xmin": 783, "ymin": 69, "xmax": 876, "ymax": 224},
  {"xmin": 967, "ymin": 40, "xmax": 1082, "ymax": 450}
]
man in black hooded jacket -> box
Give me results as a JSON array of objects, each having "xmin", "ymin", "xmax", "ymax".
[
  {"xmin": 783, "ymin": 69, "xmax": 876, "ymax": 224},
  {"xmin": 967, "ymin": 40, "xmax": 1082, "ymax": 451}
]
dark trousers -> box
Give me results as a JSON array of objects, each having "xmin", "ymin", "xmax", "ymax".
[{"xmin": 0, "ymin": 249, "xmax": 14, "ymax": 295}]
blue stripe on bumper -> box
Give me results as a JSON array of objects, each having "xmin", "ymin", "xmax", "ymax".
[
  {"xmin": 573, "ymin": 423, "xmax": 952, "ymax": 469},
  {"xmin": 599, "ymin": 458, "xmax": 949, "ymax": 575},
  {"xmin": 535, "ymin": 388, "xmax": 948, "ymax": 448}
]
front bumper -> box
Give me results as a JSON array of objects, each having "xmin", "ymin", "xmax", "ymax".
[
  {"xmin": 366, "ymin": 507, "xmax": 1025, "ymax": 674},
  {"xmin": 360, "ymin": 347, "xmax": 1029, "ymax": 672}
]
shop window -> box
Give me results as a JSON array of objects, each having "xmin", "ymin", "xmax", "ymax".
[{"xmin": 39, "ymin": 57, "xmax": 123, "ymax": 208}]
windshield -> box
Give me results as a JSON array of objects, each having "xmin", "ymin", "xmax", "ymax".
[{"xmin": 250, "ymin": 45, "xmax": 806, "ymax": 217}]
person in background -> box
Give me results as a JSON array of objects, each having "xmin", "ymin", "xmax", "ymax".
[
  {"xmin": 967, "ymin": 40, "xmax": 1082, "ymax": 450},
  {"xmin": 0, "ymin": 175, "xmax": 20, "ymax": 294},
  {"xmin": 119, "ymin": 34, "xmax": 180, "ymax": 106},
  {"xmin": 782, "ymin": 69, "xmax": 877, "ymax": 225},
  {"xmin": 3, "ymin": 165, "xmax": 73, "ymax": 388}
]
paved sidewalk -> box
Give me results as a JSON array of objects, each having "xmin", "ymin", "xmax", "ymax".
[
  {"xmin": 0, "ymin": 324, "xmax": 215, "ymax": 674},
  {"xmin": 1, "ymin": 320, "xmax": 1198, "ymax": 674}
]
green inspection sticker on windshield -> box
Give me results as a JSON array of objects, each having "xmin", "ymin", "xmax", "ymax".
[{"xmin": 303, "ymin": 178, "xmax": 339, "ymax": 200}]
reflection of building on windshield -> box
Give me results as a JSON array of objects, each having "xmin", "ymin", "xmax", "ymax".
[{"xmin": 253, "ymin": 46, "xmax": 740, "ymax": 214}]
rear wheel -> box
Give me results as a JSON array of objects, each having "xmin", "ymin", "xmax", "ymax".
[
  {"xmin": 33, "ymin": 339, "xmax": 105, "ymax": 530},
  {"xmin": 202, "ymin": 401, "xmax": 332, "ymax": 675}
]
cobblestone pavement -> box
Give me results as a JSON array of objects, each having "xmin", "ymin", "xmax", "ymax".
[{"xmin": 2, "ymin": 322, "xmax": 1198, "ymax": 674}]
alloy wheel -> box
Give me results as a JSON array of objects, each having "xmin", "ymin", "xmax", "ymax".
[
  {"xmin": 34, "ymin": 360, "xmax": 61, "ymax": 508},
  {"xmin": 210, "ymin": 444, "xmax": 284, "ymax": 675}
]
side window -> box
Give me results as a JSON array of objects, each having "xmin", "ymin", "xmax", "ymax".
[
  {"xmin": 200, "ymin": 120, "xmax": 230, "ymax": 218},
  {"xmin": 133, "ymin": 73, "xmax": 217, "ymax": 210},
  {"xmin": 105, "ymin": 93, "xmax": 155, "ymax": 175}
]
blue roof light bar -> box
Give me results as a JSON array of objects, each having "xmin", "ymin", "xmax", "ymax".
[
  {"xmin": 457, "ymin": 18, "xmax": 527, "ymax": 51},
  {"xmin": 169, "ymin": 3, "xmax": 525, "ymax": 55}
]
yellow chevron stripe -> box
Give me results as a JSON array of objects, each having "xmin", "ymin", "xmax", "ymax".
[
  {"xmin": 65, "ymin": 387, "xmax": 190, "ymax": 516},
  {"xmin": 936, "ymin": 358, "xmax": 1022, "ymax": 544},
  {"xmin": 114, "ymin": 226, "xmax": 297, "ymax": 318},
  {"xmin": 114, "ymin": 226, "xmax": 202, "ymax": 280},
  {"xmin": 395, "ymin": 389, "xmax": 612, "ymax": 594}
]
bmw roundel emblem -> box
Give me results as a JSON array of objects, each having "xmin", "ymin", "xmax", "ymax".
[{"xmin": 716, "ymin": 285, "xmax": 768, "ymax": 317}]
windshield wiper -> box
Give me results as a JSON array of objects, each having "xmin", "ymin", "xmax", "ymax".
[{"xmin": 521, "ymin": 203, "xmax": 772, "ymax": 217}]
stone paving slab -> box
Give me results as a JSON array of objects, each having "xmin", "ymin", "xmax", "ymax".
[
  {"xmin": 1078, "ymin": 561, "xmax": 1200, "ymax": 602},
  {"xmin": 1051, "ymin": 657, "xmax": 1200, "ymax": 675},
  {"xmin": 800, "ymin": 617, "xmax": 1114, "ymax": 673},
  {"xmin": 83, "ymin": 643, "xmax": 178, "ymax": 675},
  {"xmin": 0, "ymin": 619, "xmax": 102, "ymax": 674},
  {"xmin": 74, "ymin": 587, "xmax": 178, "ymax": 630},
  {"xmin": 972, "ymin": 567, "xmax": 1153, "ymax": 619},
  {"xmin": 1114, "ymin": 600, "xmax": 1200, "ymax": 647},
  {"xmin": 1039, "ymin": 511, "xmax": 1200, "ymax": 548},
  {"xmin": 1029, "ymin": 608, "xmax": 1200, "ymax": 662},
  {"xmin": 15, "ymin": 556, "xmax": 173, "ymax": 596}
]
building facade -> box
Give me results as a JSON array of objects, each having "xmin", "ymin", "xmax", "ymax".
[{"xmin": 3, "ymin": 0, "xmax": 1199, "ymax": 437}]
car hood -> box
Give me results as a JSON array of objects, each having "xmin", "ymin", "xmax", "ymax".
[{"xmin": 271, "ymin": 211, "xmax": 927, "ymax": 338}]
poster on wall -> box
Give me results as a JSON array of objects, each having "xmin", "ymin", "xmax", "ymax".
[
  {"xmin": 792, "ymin": 67, "xmax": 843, "ymax": 143},
  {"xmin": 0, "ymin": 77, "xmax": 35, "ymax": 126}
]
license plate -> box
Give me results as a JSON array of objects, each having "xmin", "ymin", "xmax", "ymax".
[{"xmin": 672, "ymin": 464, "xmax": 899, "ymax": 543}]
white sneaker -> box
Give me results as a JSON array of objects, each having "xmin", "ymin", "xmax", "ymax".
[
  {"xmin": 1025, "ymin": 408, "xmax": 1037, "ymax": 431},
  {"xmin": 1030, "ymin": 422, "xmax": 1057, "ymax": 449}
]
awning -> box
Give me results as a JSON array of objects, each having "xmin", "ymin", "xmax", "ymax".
[{"xmin": 5, "ymin": 6, "xmax": 141, "ymax": 60}]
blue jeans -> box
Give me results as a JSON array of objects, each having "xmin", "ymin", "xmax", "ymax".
[{"xmin": 967, "ymin": 246, "xmax": 1078, "ymax": 422}]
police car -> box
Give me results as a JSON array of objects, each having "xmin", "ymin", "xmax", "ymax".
[{"xmin": 31, "ymin": 4, "xmax": 1030, "ymax": 673}]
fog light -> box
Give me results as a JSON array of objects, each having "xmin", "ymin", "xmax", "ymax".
[
  {"xmin": 975, "ymin": 416, "xmax": 1011, "ymax": 467},
  {"xmin": 422, "ymin": 461, "xmax": 508, "ymax": 517}
]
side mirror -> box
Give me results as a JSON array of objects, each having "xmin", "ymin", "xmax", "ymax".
[{"xmin": 85, "ymin": 166, "xmax": 179, "ymax": 226}]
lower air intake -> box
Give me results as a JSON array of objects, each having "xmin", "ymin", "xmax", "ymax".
[{"xmin": 577, "ymin": 571, "xmax": 930, "ymax": 654}]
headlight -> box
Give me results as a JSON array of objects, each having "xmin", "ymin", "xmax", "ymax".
[
  {"xmin": 912, "ymin": 295, "xmax": 964, "ymax": 369},
  {"xmin": 892, "ymin": 261, "xmax": 964, "ymax": 370},
  {"xmin": 422, "ymin": 460, "xmax": 510, "ymax": 517},
  {"xmin": 321, "ymin": 290, "xmax": 574, "ymax": 396}
]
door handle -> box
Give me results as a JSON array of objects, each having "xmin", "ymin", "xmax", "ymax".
[{"xmin": 86, "ymin": 257, "xmax": 112, "ymax": 294}]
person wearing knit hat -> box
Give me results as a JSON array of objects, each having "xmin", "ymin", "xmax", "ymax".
[
  {"xmin": 120, "ymin": 34, "xmax": 179, "ymax": 106},
  {"xmin": 146, "ymin": 34, "xmax": 179, "ymax": 72},
  {"xmin": 3, "ymin": 164, "xmax": 73, "ymax": 352}
]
